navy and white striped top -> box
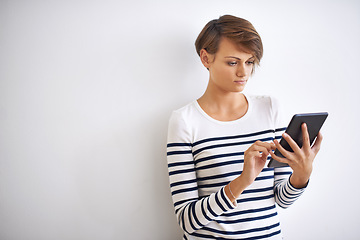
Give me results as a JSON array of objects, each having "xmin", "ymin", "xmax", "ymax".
[{"xmin": 167, "ymin": 94, "xmax": 306, "ymax": 240}]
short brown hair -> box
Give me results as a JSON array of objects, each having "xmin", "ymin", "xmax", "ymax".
[{"xmin": 195, "ymin": 15, "xmax": 263, "ymax": 66}]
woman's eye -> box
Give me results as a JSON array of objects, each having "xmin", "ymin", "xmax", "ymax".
[
  {"xmin": 228, "ymin": 62, "xmax": 237, "ymax": 66},
  {"xmin": 246, "ymin": 61, "xmax": 255, "ymax": 65}
]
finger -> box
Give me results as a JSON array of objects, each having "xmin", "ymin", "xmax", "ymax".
[
  {"xmin": 269, "ymin": 150, "xmax": 291, "ymax": 165},
  {"xmin": 270, "ymin": 141, "xmax": 276, "ymax": 150},
  {"xmin": 249, "ymin": 141, "xmax": 273, "ymax": 154},
  {"xmin": 260, "ymin": 151, "xmax": 269, "ymax": 161},
  {"xmin": 282, "ymin": 133, "xmax": 302, "ymax": 155},
  {"xmin": 302, "ymin": 123, "xmax": 311, "ymax": 152},
  {"xmin": 312, "ymin": 131, "xmax": 323, "ymax": 154},
  {"xmin": 251, "ymin": 145, "xmax": 271, "ymax": 156},
  {"xmin": 273, "ymin": 139, "xmax": 295, "ymax": 160},
  {"xmin": 253, "ymin": 141, "xmax": 274, "ymax": 150},
  {"xmin": 246, "ymin": 145, "xmax": 267, "ymax": 158}
]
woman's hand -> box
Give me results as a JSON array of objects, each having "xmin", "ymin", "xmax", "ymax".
[
  {"xmin": 270, "ymin": 123, "xmax": 323, "ymax": 188},
  {"xmin": 226, "ymin": 140, "xmax": 275, "ymax": 203},
  {"xmin": 242, "ymin": 141, "xmax": 276, "ymax": 186}
]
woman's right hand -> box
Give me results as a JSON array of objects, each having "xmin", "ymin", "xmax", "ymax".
[
  {"xmin": 242, "ymin": 141, "xmax": 276, "ymax": 186},
  {"xmin": 225, "ymin": 140, "xmax": 276, "ymax": 203}
]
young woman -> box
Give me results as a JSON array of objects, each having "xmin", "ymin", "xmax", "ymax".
[{"xmin": 166, "ymin": 15, "xmax": 322, "ymax": 240}]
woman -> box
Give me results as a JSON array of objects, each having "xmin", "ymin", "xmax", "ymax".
[{"xmin": 167, "ymin": 15, "xmax": 322, "ymax": 240}]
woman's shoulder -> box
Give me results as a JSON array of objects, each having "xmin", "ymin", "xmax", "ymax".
[
  {"xmin": 247, "ymin": 94, "xmax": 279, "ymax": 107},
  {"xmin": 173, "ymin": 101, "xmax": 196, "ymax": 113},
  {"xmin": 171, "ymin": 101, "xmax": 197, "ymax": 118},
  {"xmin": 167, "ymin": 101, "xmax": 198, "ymax": 140},
  {"xmin": 168, "ymin": 101, "xmax": 198, "ymax": 124}
]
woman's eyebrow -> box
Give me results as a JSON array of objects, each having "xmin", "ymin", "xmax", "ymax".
[{"xmin": 225, "ymin": 56, "xmax": 255, "ymax": 60}]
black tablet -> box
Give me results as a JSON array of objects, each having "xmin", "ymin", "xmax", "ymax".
[{"xmin": 268, "ymin": 112, "xmax": 328, "ymax": 168}]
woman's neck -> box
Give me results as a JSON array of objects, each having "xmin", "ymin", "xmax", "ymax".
[{"xmin": 197, "ymin": 83, "xmax": 248, "ymax": 121}]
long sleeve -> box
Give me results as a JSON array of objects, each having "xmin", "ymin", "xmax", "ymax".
[
  {"xmin": 167, "ymin": 111, "xmax": 236, "ymax": 234},
  {"xmin": 270, "ymin": 97, "xmax": 307, "ymax": 209}
]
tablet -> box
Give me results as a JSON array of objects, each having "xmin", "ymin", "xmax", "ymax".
[{"xmin": 268, "ymin": 112, "xmax": 328, "ymax": 168}]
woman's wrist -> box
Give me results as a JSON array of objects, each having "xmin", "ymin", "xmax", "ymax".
[
  {"xmin": 289, "ymin": 173, "xmax": 310, "ymax": 189},
  {"xmin": 225, "ymin": 175, "xmax": 252, "ymax": 203}
]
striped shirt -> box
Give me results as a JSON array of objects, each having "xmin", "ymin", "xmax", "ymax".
[{"xmin": 166, "ymin": 94, "xmax": 306, "ymax": 240}]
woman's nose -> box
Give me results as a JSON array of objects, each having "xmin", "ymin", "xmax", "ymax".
[{"xmin": 236, "ymin": 64, "xmax": 247, "ymax": 77}]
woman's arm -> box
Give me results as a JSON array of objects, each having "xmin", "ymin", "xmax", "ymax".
[
  {"xmin": 167, "ymin": 112, "xmax": 236, "ymax": 234},
  {"xmin": 269, "ymin": 123, "xmax": 323, "ymax": 208}
]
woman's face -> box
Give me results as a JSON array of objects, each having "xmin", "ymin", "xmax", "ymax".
[{"xmin": 201, "ymin": 37, "xmax": 254, "ymax": 93}]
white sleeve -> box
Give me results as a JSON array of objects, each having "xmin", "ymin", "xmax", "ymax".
[{"xmin": 167, "ymin": 111, "xmax": 236, "ymax": 234}]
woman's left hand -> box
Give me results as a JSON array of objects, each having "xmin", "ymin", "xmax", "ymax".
[{"xmin": 270, "ymin": 123, "xmax": 323, "ymax": 188}]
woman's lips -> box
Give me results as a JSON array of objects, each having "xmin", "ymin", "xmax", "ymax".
[{"xmin": 234, "ymin": 80, "xmax": 247, "ymax": 84}]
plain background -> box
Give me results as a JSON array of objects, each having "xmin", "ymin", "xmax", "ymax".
[{"xmin": 1, "ymin": 0, "xmax": 359, "ymax": 239}]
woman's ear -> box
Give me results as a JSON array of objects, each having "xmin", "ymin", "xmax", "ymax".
[{"xmin": 200, "ymin": 49, "xmax": 212, "ymax": 69}]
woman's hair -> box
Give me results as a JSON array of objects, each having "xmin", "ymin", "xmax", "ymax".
[{"xmin": 195, "ymin": 15, "xmax": 263, "ymax": 67}]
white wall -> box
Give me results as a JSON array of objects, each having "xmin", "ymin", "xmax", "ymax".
[{"xmin": 0, "ymin": 0, "xmax": 359, "ymax": 239}]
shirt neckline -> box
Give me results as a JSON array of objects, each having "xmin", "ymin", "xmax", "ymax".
[{"xmin": 194, "ymin": 93, "xmax": 253, "ymax": 125}]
